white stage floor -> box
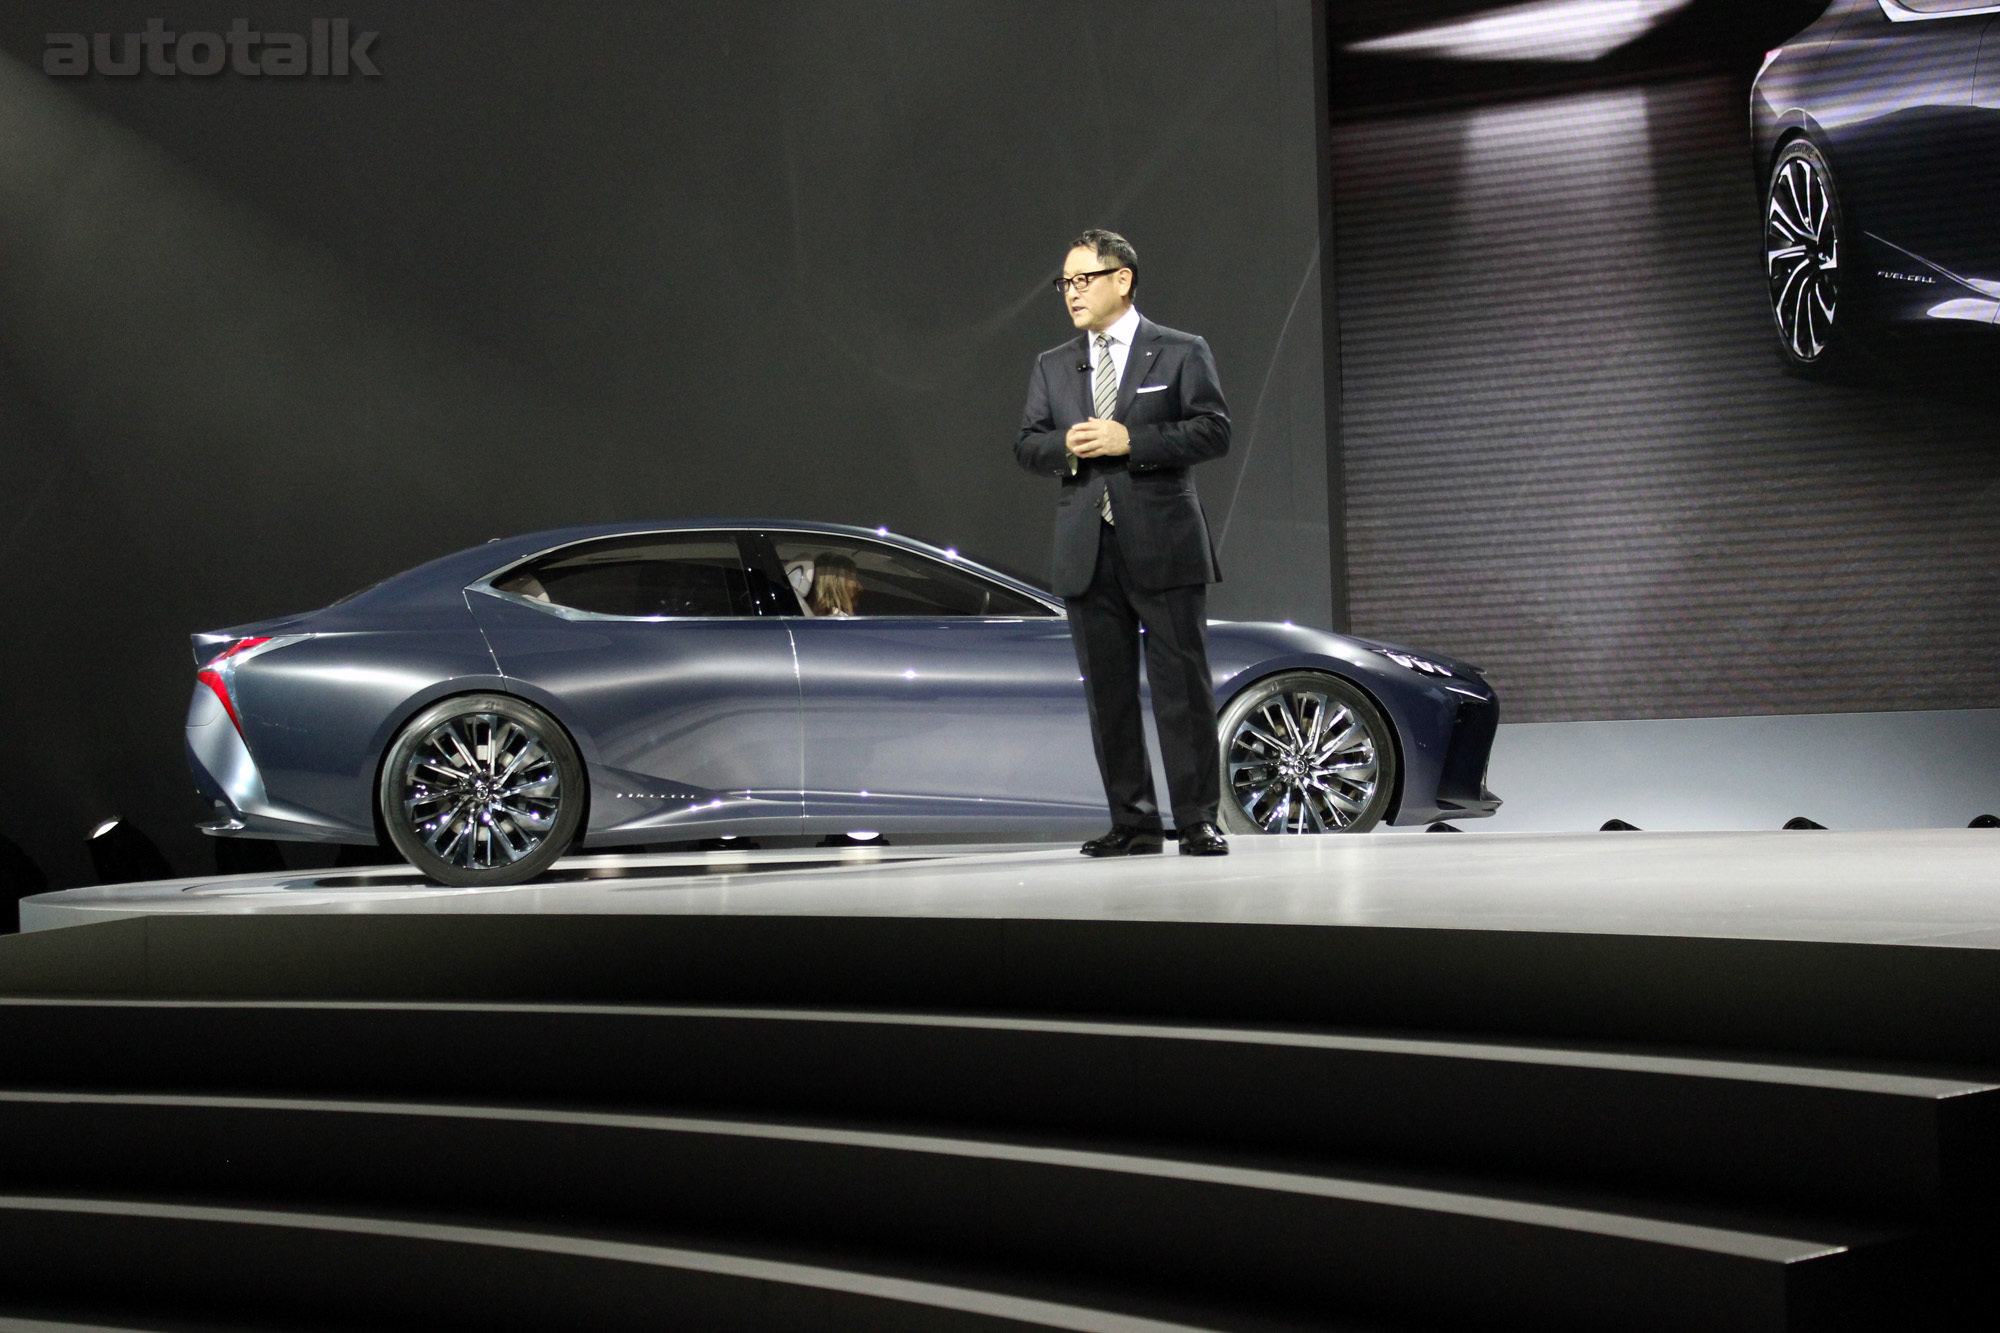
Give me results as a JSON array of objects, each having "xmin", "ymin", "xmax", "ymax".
[{"xmin": 21, "ymin": 829, "xmax": 2000, "ymax": 950}]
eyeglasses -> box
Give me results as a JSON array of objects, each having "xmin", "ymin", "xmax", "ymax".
[{"xmin": 1052, "ymin": 267, "xmax": 1125, "ymax": 295}]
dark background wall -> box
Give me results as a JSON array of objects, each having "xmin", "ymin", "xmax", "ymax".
[{"xmin": 0, "ymin": 1, "xmax": 1331, "ymax": 889}]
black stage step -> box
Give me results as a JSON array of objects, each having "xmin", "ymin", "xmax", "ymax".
[
  {"xmin": 0, "ymin": 1089, "xmax": 1942, "ymax": 1333},
  {"xmin": 0, "ymin": 1314, "xmax": 393, "ymax": 1333},
  {"xmin": 8, "ymin": 913, "xmax": 2000, "ymax": 1065},
  {"xmin": 0, "ymin": 915, "xmax": 1996, "ymax": 1330},
  {"xmin": 0, "ymin": 1195, "xmax": 1377, "ymax": 1333},
  {"xmin": 0, "ymin": 1002, "xmax": 1992, "ymax": 1220}
]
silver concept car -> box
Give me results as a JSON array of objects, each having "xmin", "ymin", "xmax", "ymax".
[{"xmin": 187, "ymin": 522, "xmax": 1501, "ymax": 884}]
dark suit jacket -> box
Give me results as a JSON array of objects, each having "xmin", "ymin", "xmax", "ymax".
[{"xmin": 1014, "ymin": 316, "xmax": 1231, "ymax": 597}]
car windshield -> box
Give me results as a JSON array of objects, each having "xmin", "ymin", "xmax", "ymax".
[{"xmin": 900, "ymin": 534, "xmax": 1051, "ymax": 595}]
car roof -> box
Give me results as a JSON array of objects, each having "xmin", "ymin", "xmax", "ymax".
[{"xmin": 334, "ymin": 519, "xmax": 1049, "ymax": 611}]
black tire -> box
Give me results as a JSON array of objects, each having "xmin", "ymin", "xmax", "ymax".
[
  {"xmin": 1217, "ymin": 672, "xmax": 1397, "ymax": 835},
  {"xmin": 1766, "ymin": 139, "xmax": 1859, "ymax": 379},
  {"xmin": 379, "ymin": 694, "xmax": 584, "ymax": 887}
]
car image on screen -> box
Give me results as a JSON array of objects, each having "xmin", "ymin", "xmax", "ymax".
[
  {"xmin": 184, "ymin": 521, "xmax": 1501, "ymax": 885},
  {"xmin": 1752, "ymin": 0, "xmax": 2000, "ymax": 375}
]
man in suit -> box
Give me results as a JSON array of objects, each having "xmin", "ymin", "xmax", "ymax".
[{"xmin": 1015, "ymin": 229, "xmax": 1232, "ymax": 857}]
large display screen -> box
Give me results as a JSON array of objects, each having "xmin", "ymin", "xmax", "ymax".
[{"xmin": 1331, "ymin": 0, "xmax": 2000, "ymax": 722}]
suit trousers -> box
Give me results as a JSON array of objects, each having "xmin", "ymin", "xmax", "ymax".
[{"xmin": 1064, "ymin": 520, "xmax": 1222, "ymax": 832}]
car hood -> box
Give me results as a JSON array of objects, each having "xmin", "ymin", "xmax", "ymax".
[{"xmin": 1207, "ymin": 621, "xmax": 1486, "ymax": 685}]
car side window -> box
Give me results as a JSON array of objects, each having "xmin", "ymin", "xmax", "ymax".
[
  {"xmin": 494, "ymin": 534, "xmax": 755, "ymax": 618},
  {"xmin": 767, "ymin": 536, "xmax": 1054, "ymax": 618}
]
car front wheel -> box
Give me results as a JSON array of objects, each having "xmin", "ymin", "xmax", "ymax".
[
  {"xmin": 1217, "ymin": 672, "xmax": 1396, "ymax": 835},
  {"xmin": 379, "ymin": 694, "xmax": 584, "ymax": 886}
]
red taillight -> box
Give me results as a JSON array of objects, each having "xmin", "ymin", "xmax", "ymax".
[
  {"xmin": 198, "ymin": 637, "xmax": 271, "ymax": 736},
  {"xmin": 197, "ymin": 668, "xmax": 242, "ymax": 733}
]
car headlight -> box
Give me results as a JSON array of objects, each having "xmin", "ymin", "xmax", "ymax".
[{"xmin": 1383, "ymin": 650, "xmax": 1453, "ymax": 678}]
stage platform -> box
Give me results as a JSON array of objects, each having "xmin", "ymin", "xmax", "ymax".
[
  {"xmin": 13, "ymin": 826, "xmax": 2000, "ymax": 1071},
  {"xmin": 20, "ymin": 828, "xmax": 2000, "ymax": 951},
  {"xmin": 5, "ymin": 829, "xmax": 2000, "ymax": 1331}
]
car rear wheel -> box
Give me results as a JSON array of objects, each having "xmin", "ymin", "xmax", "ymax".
[
  {"xmin": 379, "ymin": 694, "xmax": 584, "ymax": 886},
  {"xmin": 1766, "ymin": 140, "xmax": 1855, "ymax": 378},
  {"xmin": 1217, "ymin": 672, "xmax": 1396, "ymax": 835}
]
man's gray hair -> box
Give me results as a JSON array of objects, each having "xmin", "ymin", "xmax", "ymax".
[{"xmin": 1072, "ymin": 228, "xmax": 1138, "ymax": 294}]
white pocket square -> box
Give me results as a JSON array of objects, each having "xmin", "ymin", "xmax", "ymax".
[{"xmin": 1135, "ymin": 384, "xmax": 1168, "ymax": 394}]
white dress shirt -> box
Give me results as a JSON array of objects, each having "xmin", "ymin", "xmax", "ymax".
[{"xmin": 1089, "ymin": 304, "xmax": 1143, "ymax": 406}]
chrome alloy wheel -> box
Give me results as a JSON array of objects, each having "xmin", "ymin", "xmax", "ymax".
[
  {"xmin": 1767, "ymin": 149, "xmax": 1840, "ymax": 363},
  {"xmin": 1224, "ymin": 681, "xmax": 1383, "ymax": 834},
  {"xmin": 398, "ymin": 711, "xmax": 562, "ymax": 870}
]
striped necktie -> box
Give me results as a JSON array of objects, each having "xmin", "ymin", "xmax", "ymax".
[{"xmin": 1093, "ymin": 332, "xmax": 1116, "ymax": 525}]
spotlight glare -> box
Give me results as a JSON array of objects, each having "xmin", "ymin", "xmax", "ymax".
[{"xmin": 1347, "ymin": 0, "xmax": 1694, "ymax": 64}]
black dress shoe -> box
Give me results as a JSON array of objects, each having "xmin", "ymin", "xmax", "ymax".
[
  {"xmin": 1080, "ymin": 825, "xmax": 1165, "ymax": 857},
  {"xmin": 1178, "ymin": 821, "xmax": 1229, "ymax": 856}
]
